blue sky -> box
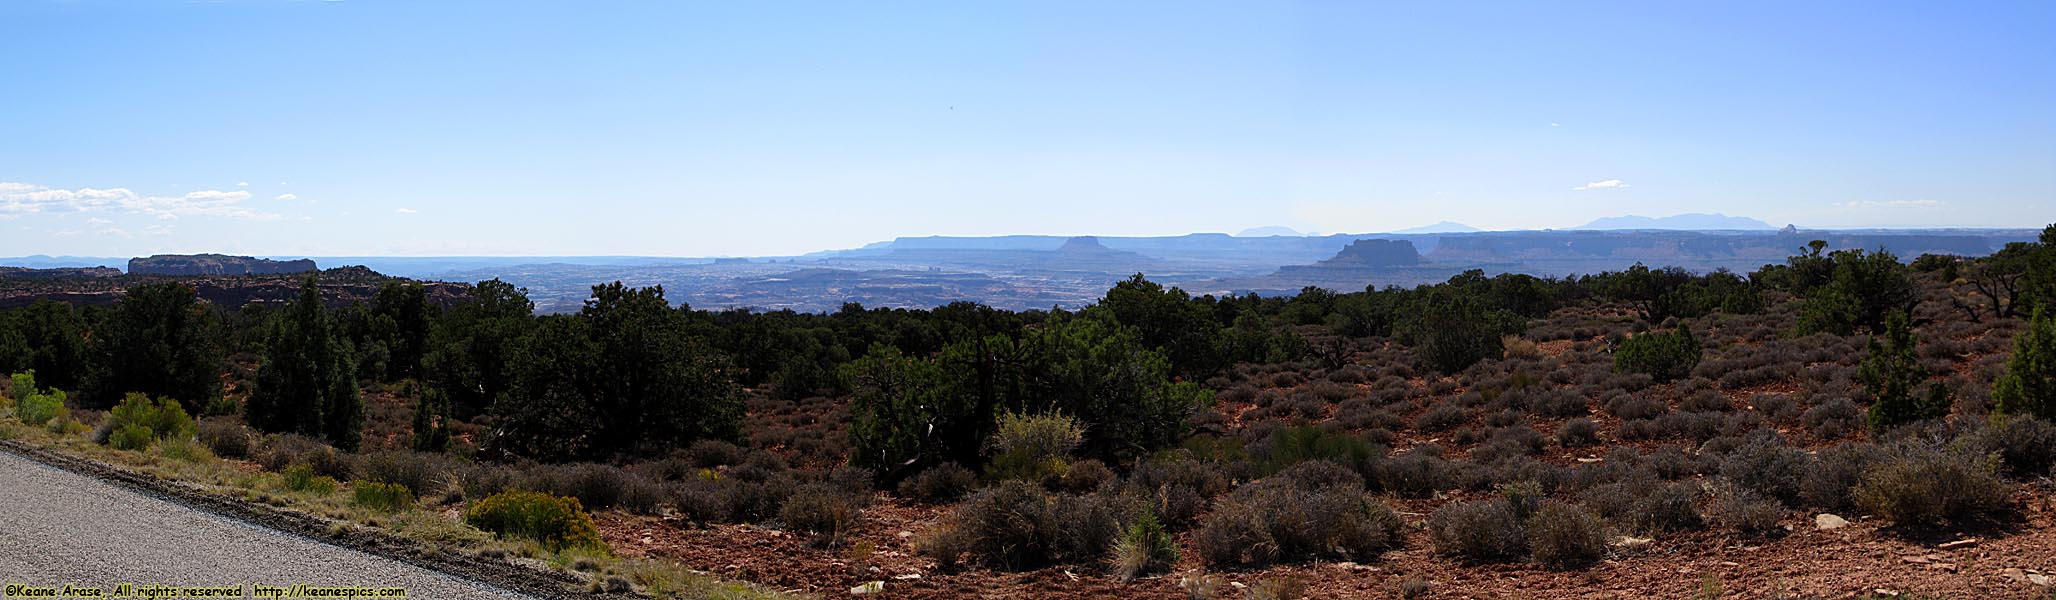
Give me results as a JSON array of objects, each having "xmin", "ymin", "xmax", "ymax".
[{"xmin": 2, "ymin": 0, "xmax": 2051, "ymax": 256}]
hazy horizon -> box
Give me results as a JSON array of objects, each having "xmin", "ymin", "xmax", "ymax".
[{"xmin": 4, "ymin": 1, "xmax": 2051, "ymax": 257}]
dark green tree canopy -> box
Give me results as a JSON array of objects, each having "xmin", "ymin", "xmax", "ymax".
[
  {"xmin": 80, "ymin": 282, "xmax": 225, "ymax": 411},
  {"xmin": 245, "ymin": 276, "xmax": 364, "ymax": 451}
]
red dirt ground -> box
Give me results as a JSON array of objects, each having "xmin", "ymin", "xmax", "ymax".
[{"xmin": 595, "ymin": 488, "xmax": 2056, "ymax": 599}]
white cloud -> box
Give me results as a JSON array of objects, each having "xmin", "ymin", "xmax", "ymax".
[
  {"xmin": 1573, "ymin": 179, "xmax": 1629, "ymax": 191},
  {"xmin": 275, "ymin": 193, "xmax": 299, "ymax": 201},
  {"xmin": 96, "ymin": 227, "xmax": 132, "ymax": 238},
  {"xmin": 85, "ymin": 217, "xmax": 113, "ymax": 226},
  {"xmin": 395, "ymin": 208, "xmax": 418, "ymax": 214},
  {"xmin": 237, "ymin": 182, "xmax": 250, "ymax": 187},
  {"xmin": 1838, "ymin": 199, "xmax": 1946, "ymax": 209},
  {"xmin": 0, "ymin": 182, "xmax": 280, "ymax": 220}
]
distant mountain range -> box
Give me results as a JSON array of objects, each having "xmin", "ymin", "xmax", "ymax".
[
  {"xmin": 1572, "ymin": 213, "xmax": 1776, "ymax": 230},
  {"xmin": 1389, "ymin": 221, "xmax": 1482, "ymax": 234},
  {"xmin": 3, "ymin": 219, "xmax": 2041, "ymax": 313}
]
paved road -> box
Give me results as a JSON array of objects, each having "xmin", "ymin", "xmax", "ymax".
[{"xmin": 0, "ymin": 450, "xmax": 532, "ymax": 599}]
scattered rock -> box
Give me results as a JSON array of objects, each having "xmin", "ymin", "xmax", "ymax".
[
  {"xmin": 896, "ymin": 530, "xmax": 914, "ymax": 538},
  {"xmin": 2032, "ymin": 574, "xmax": 2052, "ymax": 587},
  {"xmin": 850, "ymin": 581, "xmax": 885, "ymax": 595},
  {"xmin": 2002, "ymin": 568, "xmax": 2029, "ymax": 583},
  {"xmin": 892, "ymin": 573, "xmax": 922, "ymax": 581},
  {"xmin": 1814, "ymin": 514, "xmax": 1850, "ymax": 530},
  {"xmin": 1612, "ymin": 536, "xmax": 1654, "ymax": 549},
  {"xmin": 1937, "ymin": 538, "xmax": 1979, "ymax": 550}
]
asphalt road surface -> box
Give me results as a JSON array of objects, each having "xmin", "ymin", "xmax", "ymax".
[{"xmin": 0, "ymin": 449, "xmax": 532, "ymax": 599}]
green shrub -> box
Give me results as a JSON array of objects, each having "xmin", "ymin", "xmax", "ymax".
[
  {"xmin": 109, "ymin": 423, "xmax": 155, "ymax": 451},
  {"xmin": 1854, "ymin": 446, "xmax": 2010, "ymax": 526},
  {"xmin": 1256, "ymin": 425, "xmax": 1375, "ymax": 475},
  {"xmin": 103, "ymin": 392, "xmax": 198, "ymax": 451},
  {"xmin": 464, "ymin": 490, "xmax": 608, "ymax": 554},
  {"xmin": 1109, "ymin": 509, "xmax": 1177, "ymax": 582},
  {"xmin": 986, "ymin": 411, "xmax": 1083, "ymax": 484},
  {"xmin": 1613, "ymin": 325, "xmax": 1700, "ymax": 383},
  {"xmin": 155, "ymin": 438, "xmax": 214, "ymax": 463},
  {"xmin": 1429, "ymin": 499, "xmax": 1526, "ymax": 563},
  {"xmin": 1525, "ymin": 500, "xmax": 1608, "ymax": 570},
  {"xmin": 10, "ymin": 371, "xmax": 66, "ymax": 427},
  {"xmin": 282, "ymin": 464, "xmax": 338, "ymax": 495},
  {"xmin": 1994, "ymin": 308, "xmax": 2056, "ymax": 422},
  {"xmin": 353, "ymin": 481, "xmax": 414, "ymax": 513},
  {"xmin": 1863, "ymin": 312, "xmax": 1947, "ymax": 431}
]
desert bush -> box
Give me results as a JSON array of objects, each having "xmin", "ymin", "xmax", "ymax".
[
  {"xmin": 281, "ymin": 464, "xmax": 338, "ymax": 495},
  {"xmin": 1129, "ymin": 455, "xmax": 1234, "ymax": 528},
  {"xmin": 1556, "ymin": 418, "xmax": 1602, "ymax": 447},
  {"xmin": 1531, "ymin": 389, "xmax": 1589, "ymax": 418},
  {"xmin": 197, "ymin": 417, "xmax": 253, "ymax": 459},
  {"xmin": 1753, "ymin": 394, "xmax": 1801, "ymax": 424},
  {"xmin": 1803, "ymin": 397, "xmax": 1863, "ymax": 439},
  {"xmin": 353, "ymin": 481, "xmax": 414, "ymax": 512},
  {"xmin": 1414, "ymin": 403, "xmax": 1470, "ymax": 432},
  {"xmin": 1372, "ymin": 447, "xmax": 1457, "ymax": 498},
  {"xmin": 1681, "ymin": 390, "xmax": 1732, "ymax": 413},
  {"xmin": 1525, "ymin": 500, "xmax": 1608, "ymax": 569},
  {"xmin": 1429, "ymin": 499, "xmax": 1526, "ymax": 563},
  {"xmin": 1605, "ymin": 395, "xmax": 1667, "ymax": 421},
  {"xmin": 1255, "ymin": 425, "xmax": 1376, "ymax": 475},
  {"xmin": 259, "ymin": 434, "xmax": 354, "ymax": 479},
  {"xmin": 1630, "ymin": 482, "xmax": 1704, "ymax": 533},
  {"xmin": 919, "ymin": 481, "xmax": 1129, "ymax": 571},
  {"xmin": 1719, "ymin": 434, "xmax": 1811, "ymax": 506},
  {"xmin": 987, "ymin": 411, "xmax": 1083, "ymax": 484},
  {"xmin": 1059, "ymin": 459, "xmax": 1115, "ymax": 493},
  {"xmin": 355, "ymin": 451, "xmax": 451, "ymax": 500},
  {"xmin": 1195, "ymin": 462, "xmax": 1402, "ymax": 567},
  {"xmin": 685, "ymin": 439, "xmax": 749, "ymax": 468},
  {"xmin": 780, "ymin": 483, "xmax": 862, "ymax": 547},
  {"xmin": 898, "ymin": 462, "xmax": 978, "ymax": 504},
  {"xmin": 1109, "ymin": 509, "xmax": 1178, "ymax": 582},
  {"xmin": 464, "ymin": 490, "xmax": 608, "ymax": 553},
  {"xmin": 1614, "ymin": 325, "xmax": 1701, "ymax": 382},
  {"xmin": 1854, "ymin": 445, "xmax": 2011, "ymax": 526},
  {"xmin": 458, "ymin": 463, "xmax": 518, "ymax": 501},
  {"xmin": 1801, "ymin": 442, "xmax": 1885, "ymax": 511},
  {"xmin": 1956, "ymin": 415, "xmax": 2056, "ymax": 476},
  {"xmin": 1709, "ymin": 485, "xmax": 1784, "ymax": 538}
]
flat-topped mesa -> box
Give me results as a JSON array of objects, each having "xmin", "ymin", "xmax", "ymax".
[
  {"xmin": 1054, "ymin": 236, "xmax": 1121, "ymax": 254},
  {"xmin": 129, "ymin": 254, "xmax": 318, "ymax": 276},
  {"xmin": 1321, "ymin": 239, "xmax": 1422, "ymax": 267}
]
